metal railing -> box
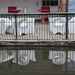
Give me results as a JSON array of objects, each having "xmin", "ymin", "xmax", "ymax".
[
  {"xmin": 0, "ymin": 12, "xmax": 75, "ymax": 40},
  {"xmin": 0, "ymin": 47, "xmax": 75, "ymax": 75}
]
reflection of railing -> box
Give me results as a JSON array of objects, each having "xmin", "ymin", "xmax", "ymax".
[
  {"xmin": 0, "ymin": 47, "xmax": 75, "ymax": 74},
  {"xmin": 0, "ymin": 50, "xmax": 36, "ymax": 65},
  {"xmin": 0, "ymin": 13, "xmax": 75, "ymax": 40}
]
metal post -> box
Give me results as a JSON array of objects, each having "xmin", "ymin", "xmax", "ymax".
[
  {"xmin": 66, "ymin": 0, "xmax": 68, "ymax": 39},
  {"xmin": 14, "ymin": 14, "xmax": 18, "ymax": 39},
  {"xmin": 66, "ymin": 0, "xmax": 68, "ymax": 71}
]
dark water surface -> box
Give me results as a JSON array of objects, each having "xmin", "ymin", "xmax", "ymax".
[{"xmin": 0, "ymin": 46, "xmax": 75, "ymax": 75}]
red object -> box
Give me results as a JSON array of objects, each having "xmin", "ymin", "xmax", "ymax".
[
  {"xmin": 8, "ymin": 6, "xmax": 21, "ymax": 13},
  {"xmin": 44, "ymin": 17, "xmax": 48, "ymax": 21},
  {"xmin": 38, "ymin": 6, "xmax": 50, "ymax": 13},
  {"xmin": 59, "ymin": 7, "xmax": 63, "ymax": 12},
  {"xmin": 41, "ymin": 17, "xmax": 47, "ymax": 24}
]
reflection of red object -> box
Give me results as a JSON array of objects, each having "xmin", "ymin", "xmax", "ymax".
[
  {"xmin": 8, "ymin": 6, "xmax": 21, "ymax": 13},
  {"xmin": 38, "ymin": 6, "xmax": 50, "ymax": 13}
]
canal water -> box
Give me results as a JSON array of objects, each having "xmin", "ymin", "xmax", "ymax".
[{"xmin": 0, "ymin": 46, "xmax": 75, "ymax": 75}]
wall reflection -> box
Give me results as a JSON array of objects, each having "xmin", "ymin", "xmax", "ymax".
[
  {"xmin": 0, "ymin": 48, "xmax": 75, "ymax": 71},
  {"xmin": 0, "ymin": 50, "xmax": 36, "ymax": 65}
]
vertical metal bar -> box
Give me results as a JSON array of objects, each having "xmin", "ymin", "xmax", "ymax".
[
  {"xmin": 66, "ymin": 50, "xmax": 68, "ymax": 72},
  {"xmin": 66, "ymin": 14, "xmax": 68, "ymax": 39},
  {"xmin": 66, "ymin": 0, "xmax": 68, "ymax": 39},
  {"xmin": 16, "ymin": 50, "xmax": 19, "ymax": 74},
  {"xmin": 14, "ymin": 14, "xmax": 18, "ymax": 39}
]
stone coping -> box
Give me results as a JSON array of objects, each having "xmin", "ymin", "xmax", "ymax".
[{"xmin": 0, "ymin": 40, "xmax": 75, "ymax": 46}]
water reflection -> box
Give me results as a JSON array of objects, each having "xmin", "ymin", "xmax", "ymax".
[
  {"xmin": 48, "ymin": 51, "xmax": 75, "ymax": 71},
  {"xmin": 0, "ymin": 48, "xmax": 75, "ymax": 71},
  {"xmin": 13, "ymin": 50, "xmax": 36, "ymax": 65},
  {"xmin": 49, "ymin": 51, "xmax": 75, "ymax": 64},
  {"xmin": 0, "ymin": 50, "xmax": 36, "ymax": 65},
  {"xmin": 0, "ymin": 50, "xmax": 14, "ymax": 63},
  {"xmin": 49, "ymin": 51, "xmax": 66, "ymax": 65}
]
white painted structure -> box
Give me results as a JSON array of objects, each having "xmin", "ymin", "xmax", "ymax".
[
  {"xmin": 0, "ymin": 18, "xmax": 14, "ymax": 34},
  {"xmin": 17, "ymin": 18, "xmax": 35, "ymax": 35},
  {"xmin": 49, "ymin": 17, "xmax": 66, "ymax": 34},
  {"xmin": 0, "ymin": 17, "xmax": 35, "ymax": 35},
  {"xmin": 68, "ymin": 17, "xmax": 75, "ymax": 33}
]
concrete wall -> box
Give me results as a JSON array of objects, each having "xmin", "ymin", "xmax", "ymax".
[
  {"xmin": 26, "ymin": 0, "xmax": 41, "ymax": 12},
  {"xmin": 50, "ymin": 6, "xmax": 58, "ymax": 12},
  {"xmin": 25, "ymin": 0, "xmax": 60, "ymax": 12},
  {"xmin": 0, "ymin": 0, "xmax": 61, "ymax": 13},
  {"xmin": 0, "ymin": 0, "xmax": 25, "ymax": 13}
]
